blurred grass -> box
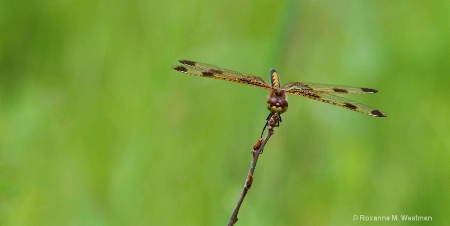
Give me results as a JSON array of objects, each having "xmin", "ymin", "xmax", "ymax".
[{"xmin": 1, "ymin": 0, "xmax": 449, "ymax": 225}]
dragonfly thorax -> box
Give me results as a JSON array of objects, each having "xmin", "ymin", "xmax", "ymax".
[{"xmin": 267, "ymin": 89, "xmax": 288, "ymax": 114}]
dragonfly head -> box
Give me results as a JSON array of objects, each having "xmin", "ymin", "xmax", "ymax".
[{"xmin": 267, "ymin": 89, "xmax": 288, "ymax": 114}]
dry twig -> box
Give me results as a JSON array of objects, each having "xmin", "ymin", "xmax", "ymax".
[{"xmin": 227, "ymin": 113, "xmax": 280, "ymax": 226}]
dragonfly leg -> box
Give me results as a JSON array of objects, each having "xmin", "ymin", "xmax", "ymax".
[
  {"xmin": 260, "ymin": 113, "xmax": 282, "ymax": 138},
  {"xmin": 260, "ymin": 113, "xmax": 273, "ymax": 138}
]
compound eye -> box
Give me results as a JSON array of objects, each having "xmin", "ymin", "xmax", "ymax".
[
  {"xmin": 267, "ymin": 97, "xmax": 278, "ymax": 106},
  {"xmin": 267, "ymin": 96, "xmax": 289, "ymax": 114},
  {"xmin": 278, "ymin": 98, "xmax": 288, "ymax": 108}
]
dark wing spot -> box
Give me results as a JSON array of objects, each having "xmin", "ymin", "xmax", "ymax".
[
  {"xmin": 239, "ymin": 77, "xmax": 252, "ymax": 83},
  {"xmin": 179, "ymin": 60, "xmax": 196, "ymax": 67},
  {"xmin": 209, "ymin": 69, "xmax": 224, "ymax": 74},
  {"xmin": 202, "ymin": 71, "xmax": 214, "ymax": 76},
  {"xmin": 344, "ymin": 103, "xmax": 358, "ymax": 110},
  {"xmin": 361, "ymin": 88, "xmax": 378, "ymax": 93},
  {"xmin": 370, "ymin": 110, "xmax": 386, "ymax": 117},
  {"xmin": 333, "ymin": 88, "xmax": 348, "ymax": 93},
  {"xmin": 306, "ymin": 93, "xmax": 321, "ymax": 99},
  {"xmin": 173, "ymin": 66, "xmax": 188, "ymax": 72}
]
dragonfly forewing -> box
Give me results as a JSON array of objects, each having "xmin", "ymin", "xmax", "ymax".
[
  {"xmin": 173, "ymin": 60, "xmax": 272, "ymax": 90},
  {"xmin": 282, "ymin": 82, "xmax": 378, "ymax": 94}
]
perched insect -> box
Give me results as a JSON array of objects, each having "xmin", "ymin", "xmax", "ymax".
[{"xmin": 172, "ymin": 60, "xmax": 386, "ymax": 136}]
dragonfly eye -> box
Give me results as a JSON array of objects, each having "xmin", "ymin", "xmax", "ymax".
[{"xmin": 267, "ymin": 97, "xmax": 288, "ymax": 114}]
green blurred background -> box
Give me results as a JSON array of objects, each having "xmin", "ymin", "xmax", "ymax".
[{"xmin": 1, "ymin": 0, "xmax": 449, "ymax": 225}]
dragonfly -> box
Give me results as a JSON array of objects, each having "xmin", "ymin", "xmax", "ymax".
[{"xmin": 172, "ymin": 60, "xmax": 387, "ymax": 136}]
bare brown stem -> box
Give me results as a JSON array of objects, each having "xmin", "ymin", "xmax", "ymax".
[{"xmin": 227, "ymin": 113, "xmax": 280, "ymax": 226}]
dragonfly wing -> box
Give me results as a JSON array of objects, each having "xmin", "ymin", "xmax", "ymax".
[
  {"xmin": 172, "ymin": 60, "xmax": 272, "ymax": 90},
  {"xmin": 282, "ymin": 82, "xmax": 378, "ymax": 94},
  {"xmin": 287, "ymin": 91, "xmax": 387, "ymax": 117}
]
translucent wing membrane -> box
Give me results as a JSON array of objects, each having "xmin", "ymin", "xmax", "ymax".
[
  {"xmin": 172, "ymin": 60, "xmax": 271, "ymax": 90},
  {"xmin": 172, "ymin": 59, "xmax": 387, "ymax": 117},
  {"xmin": 285, "ymin": 91, "xmax": 387, "ymax": 117},
  {"xmin": 282, "ymin": 82, "xmax": 378, "ymax": 94}
]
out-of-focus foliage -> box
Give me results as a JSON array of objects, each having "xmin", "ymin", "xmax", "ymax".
[{"xmin": 1, "ymin": 0, "xmax": 449, "ymax": 225}]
